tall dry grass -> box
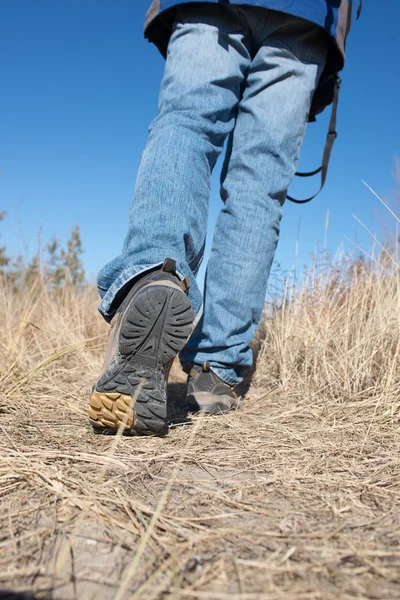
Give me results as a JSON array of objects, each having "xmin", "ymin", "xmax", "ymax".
[
  {"xmin": 2, "ymin": 245, "xmax": 399, "ymax": 424},
  {"xmin": 256, "ymin": 249, "xmax": 400, "ymax": 425},
  {"xmin": 0, "ymin": 273, "xmax": 107, "ymax": 424}
]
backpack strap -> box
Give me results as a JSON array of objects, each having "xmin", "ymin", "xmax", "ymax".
[
  {"xmin": 287, "ymin": 77, "xmax": 340, "ymax": 204},
  {"xmin": 286, "ymin": 0, "xmax": 362, "ymax": 205}
]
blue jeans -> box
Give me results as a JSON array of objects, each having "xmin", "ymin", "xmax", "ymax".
[{"xmin": 97, "ymin": 5, "xmax": 327, "ymax": 385}]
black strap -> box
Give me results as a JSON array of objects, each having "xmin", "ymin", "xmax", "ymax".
[{"xmin": 287, "ymin": 77, "xmax": 341, "ymax": 204}]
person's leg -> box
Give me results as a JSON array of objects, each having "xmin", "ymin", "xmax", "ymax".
[
  {"xmin": 97, "ymin": 5, "xmax": 252, "ymax": 322},
  {"xmin": 181, "ymin": 10, "xmax": 328, "ymax": 385},
  {"xmin": 90, "ymin": 6, "xmax": 255, "ymax": 434}
]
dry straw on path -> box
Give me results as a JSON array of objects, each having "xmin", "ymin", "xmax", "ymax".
[{"xmin": 0, "ymin": 188, "xmax": 399, "ymax": 599}]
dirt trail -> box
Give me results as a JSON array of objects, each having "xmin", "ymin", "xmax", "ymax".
[{"xmin": 1, "ymin": 366, "xmax": 399, "ymax": 600}]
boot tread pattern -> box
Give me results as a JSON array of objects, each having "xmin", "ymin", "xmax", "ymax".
[{"xmin": 90, "ymin": 284, "xmax": 194, "ymax": 435}]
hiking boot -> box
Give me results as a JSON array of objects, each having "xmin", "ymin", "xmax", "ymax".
[
  {"xmin": 88, "ymin": 259, "xmax": 194, "ymax": 436},
  {"xmin": 184, "ymin": 362, "xmax": 242, "ymax": 414}
]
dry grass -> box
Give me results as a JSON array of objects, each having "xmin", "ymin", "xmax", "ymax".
[{"xmin": 0, "ymin": 238, "xmax": 399, "ymax": 598}]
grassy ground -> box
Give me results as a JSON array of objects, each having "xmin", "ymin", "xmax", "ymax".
[{"xmin": 0, "ymin": 250, "xmax": 399, "ymax": 599}]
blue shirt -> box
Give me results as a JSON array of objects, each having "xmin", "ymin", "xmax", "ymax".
[{"xmin": 145, "ymin": 0, "xmax": 352, "ymax": 69}]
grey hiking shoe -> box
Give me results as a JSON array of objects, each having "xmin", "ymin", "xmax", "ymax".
[
  {"xmin": 184, "ymin": 362, "xmax": 242, "ymax": 414},
  {"xmin": 88, "ymin": 259, "xmax": 194, "ymax": 436}
]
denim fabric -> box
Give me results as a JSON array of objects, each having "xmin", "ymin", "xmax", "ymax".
[{"xmin": 98, "ymin": 5, "xmax": 327, "ymax": 384}]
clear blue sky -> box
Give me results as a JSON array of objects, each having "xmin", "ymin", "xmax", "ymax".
[{"xmin": 1, "ymin": 1, "xmax": 399, "ymax": 288}]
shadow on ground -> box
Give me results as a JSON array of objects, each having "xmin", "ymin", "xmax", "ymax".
[
  {"xmin": 167, "ymin": 381, "xmax": 191, "ymax": 427},
  {"xmin": 0, "ymin": 592, "xmax": 43, "ymax": 600}
]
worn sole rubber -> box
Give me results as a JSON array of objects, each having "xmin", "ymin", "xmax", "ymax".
[{"xmin": 89, "ymin": 283, "xmax": 194, "ymax": 435}]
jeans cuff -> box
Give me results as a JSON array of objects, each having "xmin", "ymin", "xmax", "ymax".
[
  {"xmin": 98, "ymin": 262, "xmax": 185, "ymax": 322},
  {"xmin": 210, "ymin": 365, "xmax": 243, "ymax": 387}
]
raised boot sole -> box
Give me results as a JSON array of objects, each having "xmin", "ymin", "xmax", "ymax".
[{"xmin": 89, "ymin": 282, "xmax": 194, "ymax": 435}]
